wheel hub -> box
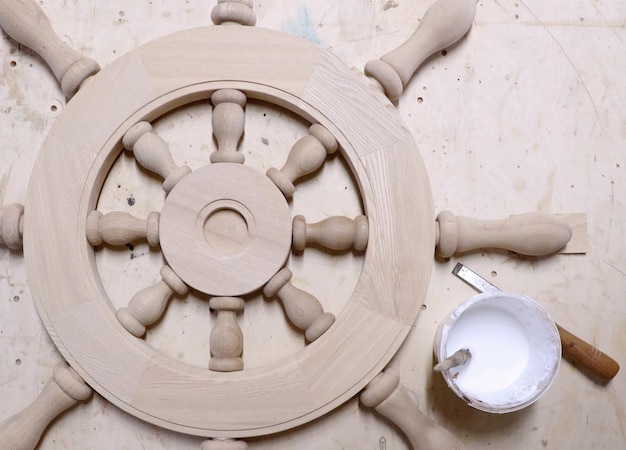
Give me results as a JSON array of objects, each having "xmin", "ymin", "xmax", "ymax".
[{"xmin": 160, "ymin": 163, "xmax": 292, "ymax": 296}]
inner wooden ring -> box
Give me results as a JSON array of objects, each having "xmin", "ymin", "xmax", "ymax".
[
  {"xmin": 160, "ymin": 163, "xmax": 292, "ymax": 296},
  {"xmin": 24, "ymin": 26, "xmax": 434, "ymax": 438}
]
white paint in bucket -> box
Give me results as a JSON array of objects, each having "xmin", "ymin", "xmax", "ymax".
[{"xmin": 434, "ymin": 292, "xmax": 561, "ymax": 413}]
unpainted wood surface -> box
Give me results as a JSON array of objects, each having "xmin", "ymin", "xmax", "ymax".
[
  {"xmin": 1, "ymin": 1, "xmax": 625, "ymax": 449},
  {"xmin": 21, "ymin": 25, "xmax": 433, "ymax": 437}
]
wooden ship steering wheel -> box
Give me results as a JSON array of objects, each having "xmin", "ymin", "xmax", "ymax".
[{"xmin": 0, "ymin": 0, "xmax": 605, "ymax": 449}]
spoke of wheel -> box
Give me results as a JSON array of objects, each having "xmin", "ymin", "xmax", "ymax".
[
  {"xmin": 266, "ymin": 124, "xmax": 338, "ymax": 198},
  {"xmin": 209, "ymin": 0, "xmax": 255, "ymax": 166},
  {"xmin": 201, "ymin": 438, "xmax": 248, "ymax": 450},
  {"xmin": 209, "ymin": 297, "xmax": 245, "ymax": 372},
  {"xmin": 0, "ymin": 203, "xmax": 24, "ymax": 250},
  {"xmin": 210, "ymin": 89, "xmax": 247, "ymax": 164},
  {"xmin": 86, "ymin": 210, "xmax": 160, "ymax": 247},
  {"xmin": 0, "ymin": 0, "xmax": 101, "ymax": 97},
  {"xmin": 292, "ymin": 214, "xmax": 369, "ymax": 252},
  {"xmin": 0, "ymin": 362, "xmax": 92, "ymax": 450},
  {"xmin": 116, "ymin": 265, "xmax": 189, "ymax": 338},
  {"xmin": 364, "ymin": 0, "xmax": 476, "ymax": 101},
  {"xmin": 263, "ymin": 268, "xmax": 335, "ymax": 343},
  {"xmin": 211, "ymin": 0, "xmax": 256, "ymax": 27},
  {"xmin": 122, "ymin": 121, "xmax": 192, "ymax": 193},
  {"xmin": 360, "ymin": 370, "xmax": 464, "ymax": 449}
]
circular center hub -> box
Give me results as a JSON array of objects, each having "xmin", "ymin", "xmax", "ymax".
[{"xmin": 159, "ymin": 163, "xmax": 292, "ymax": 296}]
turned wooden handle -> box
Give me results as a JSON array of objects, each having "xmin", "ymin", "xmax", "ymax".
[
  {"xmin": 211, "ymin": 0, "xmax": 256, "ymax": 26},
  {"xmin": 117, "ymin": 265, "xmax": 188, "ymax": 337},
  {"xmin": 0, "ymin": 203, "xmax": 24, "ymax": 250},
  {"xmin": 365, "ymin": 0, "xmax": 476, "ymax": 100},
  {"xmin": 209, "ymin": 297, "xmax": 245, "ymax": 372},
  {"xmin": 0, "ymin": 0, "xmax": 100, "ymax": 96},
  {"xmin": 201, "ymin": 439, "xmax": 248, "ymax": 450},
  {"xmin": 557, "ymin": 325, "xmax": 619, "ymax": 380},
  {"xmin": 263, "ymin": 267, "xmax": 335, "ymax": 342},
  {"xmin": 292, "ymin": 214, "xmax": 368, "ymax": 251},
  {"xmin": 0, "ymin": 362, "xmax": 92, "ymax": 450},
  {"xmin": 211, "ymin": 89, "xmax": 247, "ymax": 164},
  {"xmin": 123, "ymin": 121, "xmax": 192, "ymax": 193},
  {"xmin": 436, "ymin": 211, "xmax": 572, "ymax": 258},
  {"xmin": 266, "ymin": 124, "xmax": 338, "ymax": 197},
  {"xmin": 361, "ymin": 371, "xmax": 463, "ymax": 450},
  {"xmin": 86, "ymin": 210, "xmax": 160, "ymax": 247}
]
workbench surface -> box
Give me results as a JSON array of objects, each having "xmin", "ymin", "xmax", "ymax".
[{"xmin": 1, "ymin": 1, "xmax": 624, "ymax": 449}]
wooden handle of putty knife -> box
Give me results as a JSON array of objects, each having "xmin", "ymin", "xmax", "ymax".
[
  {"xmin": 436, "ymin": 211, "xmax": 572, "ymax": 258},
  {"xmin": 0, "ymin": 362, "xmax": 92, "ymax": 450},
  {"xmin": 365, "ymin": 0, "xmax": 476, "ymax": 100},
  {"xmin": 0, "ymin": 0, "xmax": 100, "ymax": 96},
  {"xmin": 557, "ymin": 324, "xmax": 620, "ymax": 380},
  {"xmin": 361, "ymin": 370, "xmax": 463, "ymax": 450}
]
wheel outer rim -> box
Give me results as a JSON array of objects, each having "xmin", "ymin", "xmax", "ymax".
[{"xmin": 24, "ymin": 26, "xmax": 434, "ymax": 438}]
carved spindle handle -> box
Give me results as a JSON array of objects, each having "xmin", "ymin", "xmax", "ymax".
[
  {"xmin": 435, "ymin": 211, "xmax": 573, "ymax": 258},
  {"xmin": 122, "ymin": 122, "xmax": 192, "ymax": 193},
  {"xmin": 211, "ymin": 0, "xmax": 256, "ymax": 26},
  {"xmin": 0, "ymin": 203, "xmax": 24, "ymax": 250},
  {"xmin": 209, "ymin": 297, "xmax": 245, "ymax": 372},
  {"xmin": 86, "ymin": 210, "xmax": 160, "ymax": 247},
  {"xmin": 292, "ymin": 214, "xmax": 368, "ymax": 251},
  {"xmin": 266, "ymin": 124, "xmax": 338, "ymax": 197},
  {"xmin": 117, "ymin": 266, "xmax": 188, "ymax": 337},
  {"xmin": 201, "ymin": 439, "xmax": 248, "ymax": 450},
  {"xmin": 365, "ymin": 0, "xmax": 476, "ymax": 100},
  {"xmin": 0, "ymin": 362, "xmax": 92, "ymax": 450},
  {"xmin": 0, "ymin": 0, "xmax": 100, "ymax": 96},
  {"xmin": 557, "ymin": 325, "xmax": 619, "ymax": 380},
  {"xmin": 211, "ymin": 89, "xmax": 246, "ymax": 164},
  {"xmin": 360, "ymin": 370, "xmax": 464, "ymax": 450},
  {"xmin": 263, "ymin": 268, "xmax": 335, "ymax": 342}
]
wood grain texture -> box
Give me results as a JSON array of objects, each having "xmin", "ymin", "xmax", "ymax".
[
  {"xmin": 23, "ymin": 26, "xmax": 434, "ymax": 437},
  {"xmin": 209, "ymin": 297, "xmax": 245, "ymax": 372},
  {"xmin": 0, "ymin": 203, "xmax": 24, "ymax": 249},
  {"xmin": 365, "ymin": 0, "xmax": 476, "ymax": 100},
  {"xmin": 0, "ymin": 0, "xmax": 100, "ymax": 96},
  {"xmin": 557, "ymin": 324, "xmax": 619, "ymax": 380},
  {"xmin": 0, "ymin": 363, "xmax": 92, "ymax": 450},
  {"xmin": 159, "ymin": 163, "xmax": 292, "ymax": 296},
  {"xmin": 361, "ymin": 371, "xmax": 464, "ymax": 450},
  {"xmin": 292, "ymin": 214, "xmax": 369, "ymax": 251},
  {"xmin": 435, "ymin": 211, "xmax": 573, "ymax": 257},
  {"xmin": 210, "ymin": 89, "xmax": 247, "ymax": 164},
  {"xmin": 557, "ymin": 213, "xmax": 587, "ymax": 254}
]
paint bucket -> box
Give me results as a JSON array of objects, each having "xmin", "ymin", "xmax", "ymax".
[{"xmin": 434, "ymin": 291, "xmax": 561, "ymax": 413}]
